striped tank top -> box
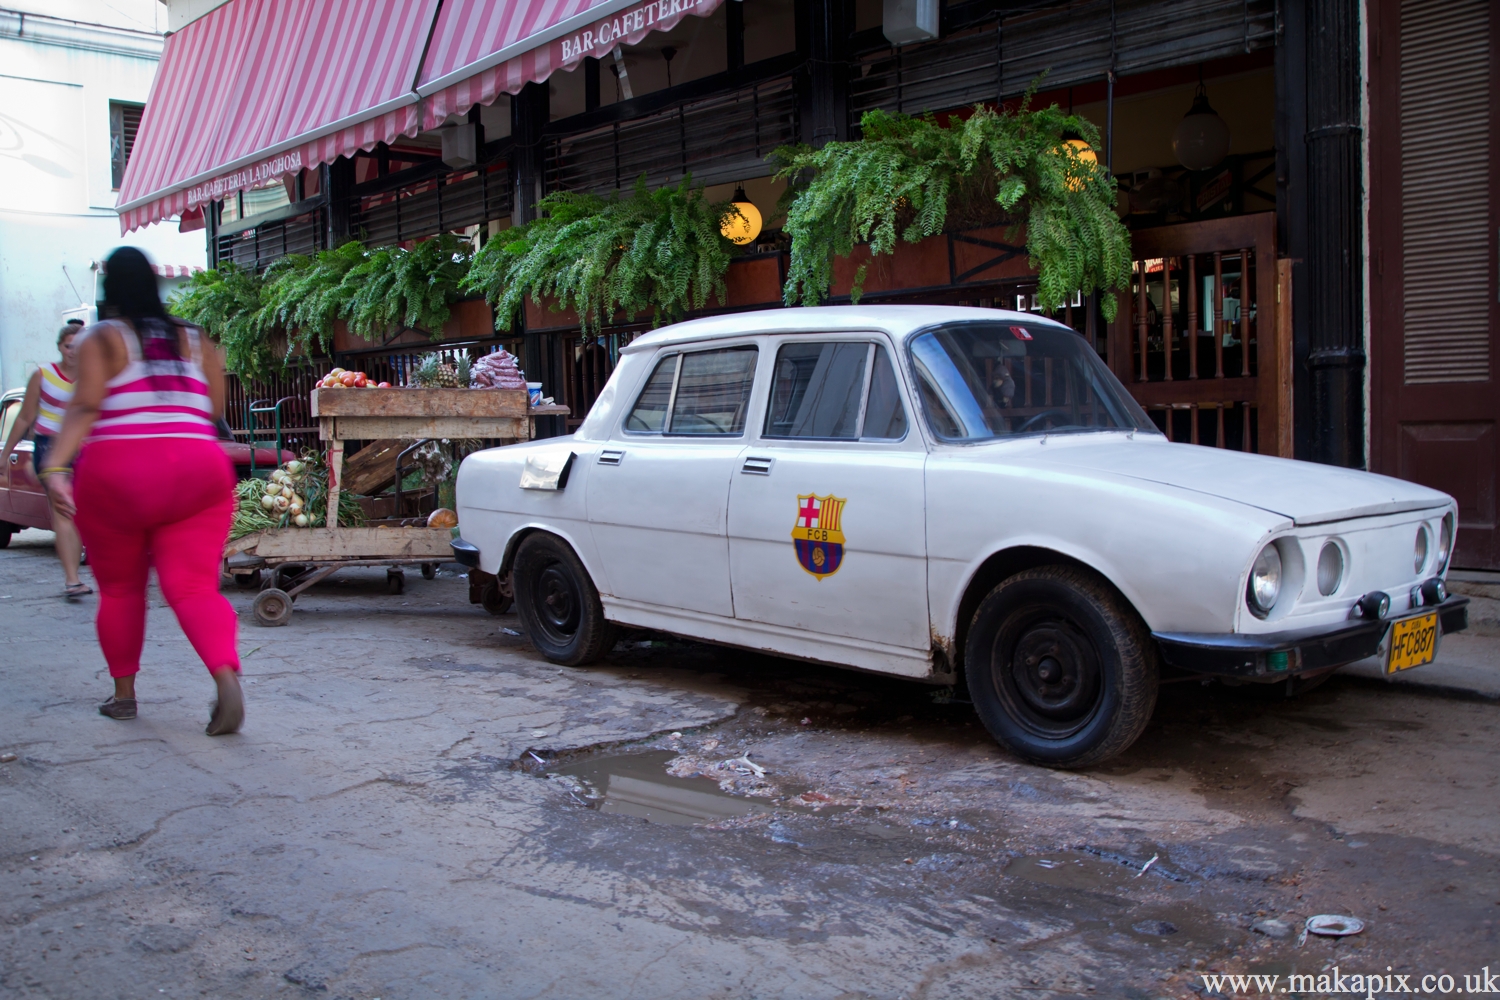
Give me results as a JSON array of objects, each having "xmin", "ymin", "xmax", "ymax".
[
  {"xmin": 35, "ymin": 362, "xmax": 74, "ymax": 434},
  {"xmin": 87, "ymin": 319, "xmax": 217, "ymax": 443}
]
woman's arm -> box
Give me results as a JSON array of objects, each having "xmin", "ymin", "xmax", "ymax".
[
  {"xmin": 0, "ymin": 370, "xmax": 42, "ymax": 464},
  {"xmin": 199, "ymin": 329, "xmax": 228, "ymax": 419},
  {"xmin": 41, "ymin": 325, "xmax": 119, "ymax": 517}
]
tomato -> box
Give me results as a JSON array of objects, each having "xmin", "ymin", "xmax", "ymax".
[
  {"xmin": 377, "ymin": 381, "xmax": 391, "ymax": 388},
  {"xmin": 339, "ymin": 372, "xmax": 358, "ymax": 387},
  {"xmin": 353, "ymin": 373, "xmax": 368, "ymax": 387}
]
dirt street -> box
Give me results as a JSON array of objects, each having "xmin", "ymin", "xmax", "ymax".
[{"xmin": 2, "ymin": 529, "xmax": 1498, "ymax": 999}]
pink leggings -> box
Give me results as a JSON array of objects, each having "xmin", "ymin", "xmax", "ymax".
[{"xmin": 74, "ymin": 438, "xmax": 239, "ymax": 679}]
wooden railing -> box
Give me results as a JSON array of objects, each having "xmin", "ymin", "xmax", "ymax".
[{"xmin": 1107, "ymin": 213, "xmax": 1291, "ymax": 456}]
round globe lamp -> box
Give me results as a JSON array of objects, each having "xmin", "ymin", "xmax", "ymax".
[
  {"xmin": 1172, "ymin": 84, "xmax": 1231, "ymax": 171},
  {"xmin": 720, "ymin": 187, "xmax": 762, "ymax": 245},
  {"xmin": 1063, "ymin": 138, "xmax": 1097, "ymax": 192}
]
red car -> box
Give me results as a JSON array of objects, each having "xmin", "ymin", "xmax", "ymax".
[{"xmin": 0, "ymin": 387, "xmax": 292, "ymax": 546}]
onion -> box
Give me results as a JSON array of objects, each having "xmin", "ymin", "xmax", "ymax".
[
  {"xmin": 264, "ymin": 482, "xmax": 281, "ymax": 495},
  {"xmin": 293, "ymin": 514, "xmax": 309, "ymax": 527},
  {"xmin": 260, "ymin": 495, "xmax": 277, "ymax": 509},
  {"xmin": 288, "ymin": 501, "xmax": 303, "ymax": 515},
  {"xmin": 285, "ymin": 460, "xmax": 303, "ymax": 474},
  {"xmin": 273, "ymin": 496, "xmax": 290, "ymax": 512}
]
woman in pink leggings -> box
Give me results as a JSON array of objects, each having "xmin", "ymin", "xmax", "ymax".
[{"xmin": 42, "ymin": 247, "xmax": 244, "ymax": 735}]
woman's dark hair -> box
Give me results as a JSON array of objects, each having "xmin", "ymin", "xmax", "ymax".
[{"xmin": 102, "ymin": 246, "xmax": 180, "ymax": 356}]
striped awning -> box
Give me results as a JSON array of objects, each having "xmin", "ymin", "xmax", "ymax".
[
  {"xmin": 415, "ymin": 0, "xmax": 723, "ymax": 130},
  {"xmin": 117, "ymin": 0, "xmax": 721, "ymax": 234},
  {"xmin": 116, "ymin": 0, "xmax": 440, "ymax": 233}
]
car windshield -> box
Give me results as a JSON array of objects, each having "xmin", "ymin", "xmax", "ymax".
[{"xmin": 909, "ymin": 321, "xmax": 1157, "ymax": 442}]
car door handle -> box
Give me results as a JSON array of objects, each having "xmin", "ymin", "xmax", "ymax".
[
  {"xmin": 741, "ymin": 456, "xmax": 773, "ymax": 475},
  {"xmin": 7, "ymin": 453, "xmax": 17, "ymax": 465},
  {"xmin": 597, "ymin": 449, "xmax": 625, "ymax": 466}
]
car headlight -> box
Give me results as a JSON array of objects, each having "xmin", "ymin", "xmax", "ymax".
[
  {"xmin": 1246, "ymin": 543, "xmax": 1283, "ymax": 618},
  {"xmin": 1414, "ymin": 525, "xmax": 1431, "ymax": 575},
  {"xmin": 1437, "ymin": 513, "xmax": 1454, "ymax": 571}
]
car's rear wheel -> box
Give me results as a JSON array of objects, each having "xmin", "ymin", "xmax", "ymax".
[
  {"xmin": 965, "ymin": 566, "xmax": 1158, "ymax": 768},
  {"xmin": 512, "ymin": 533, "xmax": 614, "ymax": 666}
]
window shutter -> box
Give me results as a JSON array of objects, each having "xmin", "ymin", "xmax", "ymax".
[
  {"xmin": 110, "ymin": 102, "xmax": 144, "ymax": 191},
  {"xmin": 1401, "ymin": 0, "xmax": 1492, "ymax": 384}
]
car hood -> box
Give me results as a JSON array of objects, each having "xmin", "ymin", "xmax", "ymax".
[{"xmin": 1018, "ymin": 435, "xmax": 1450, "ymax": 525}]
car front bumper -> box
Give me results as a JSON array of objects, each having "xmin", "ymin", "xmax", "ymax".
[{"xmin": 1152, "ymin": 595, "xmax": 1469, "ymax": 680}]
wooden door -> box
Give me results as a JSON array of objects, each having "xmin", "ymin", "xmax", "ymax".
[
  {"xmin": 1369, "ymin": 0, "xmax": 1498, "ymax": 569},
  {"xmin": 1108, "ymin": 212, "xmax": 1291, "ymax": 456}
]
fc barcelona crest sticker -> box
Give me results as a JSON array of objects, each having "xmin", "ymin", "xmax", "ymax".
[{"xmin": 792, "ymin": 494, "xmax": 847, "ymax": 580}]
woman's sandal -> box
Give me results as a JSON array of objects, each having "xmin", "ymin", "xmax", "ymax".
[
  {"xmin": 99, "ymin": 696, "xmax": 137, "ymax": 720},
  {"xmin": 205, "ymin": 675, "xmax": 244, "ymax": 736},
  {"xmin": 64, "ymin": 583, "xmax": 93, "ymax": 599}
]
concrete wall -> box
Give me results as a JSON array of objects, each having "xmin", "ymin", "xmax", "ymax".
[{"xmin": 0, "ymin": 3, "xmax": 204, "ymax": 392}]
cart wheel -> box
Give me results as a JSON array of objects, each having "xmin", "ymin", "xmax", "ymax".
[
  {"xmin": 252, "ymin": 588, "xmax": 293, "ymax": 627},
  {"xmin": 387, "ymin": 569, "xmax": 405, "ymax": 595},
  {"xmin": 274, "ymin": 565, "xmax": 306, "ymax": 590},
  {"xmin": 234, "ymin": 571, "xmax": 261, "ymax": 589},
  {"xmin": 421, "ymin": 563, "xmax": 437, "ymax": 580},
  {"xmin": 480, "ymin": 579, "xmax": 513, "ymax": 616}
]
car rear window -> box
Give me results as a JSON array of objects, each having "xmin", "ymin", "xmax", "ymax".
[{"xmin": 624, "ymin": 347, "xmax": 759, "ymax": 436}]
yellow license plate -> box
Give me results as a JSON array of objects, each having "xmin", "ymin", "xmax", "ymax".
[{"xmin": 1387, "ymin": 611, "xmax": 1439, "ymax": 673}]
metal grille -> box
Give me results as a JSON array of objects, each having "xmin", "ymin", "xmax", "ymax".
[
  {"xmin": 1400, "ymin": 0, "xmax": 1491, "ymax": 384},
  {"xmin": 354, "ymin": 163, "xmax": 512, "ymax": 246},
  {"xmin": 224, "ymin": 363, "xmax": 331, "ymax": 456},
  {"xmin": 545, "ymin": 76, "xmax": 798, "ymax": 194},
  {"xmin": 849, "ymin": 0, "xmax": 1276, "ymax": 121},
  {"xmin": 216, "ymin": 208, "xmax": 327, "ymax": 271}
]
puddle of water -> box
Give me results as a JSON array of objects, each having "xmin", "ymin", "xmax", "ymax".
[
  {"xmin": 553, "ymin": 750, "xmax": 767, "ymax": 826},
  {"xmin": 1007, "ymin": 852, "xmax": 1146, "ymax": 891}
]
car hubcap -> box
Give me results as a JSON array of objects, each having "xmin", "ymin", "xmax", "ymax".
[
  {"xmin": 994, "ymin": 612, "xmax": 1103, "ymax": 739},
  {"xmin": 535, "ymin": 563, "xmax": 580, "ymax": 640}
]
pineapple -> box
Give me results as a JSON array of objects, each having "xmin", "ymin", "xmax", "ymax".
[{"xmin": 413, "ymin": 353, "xmax": 463, "ymax": 388}]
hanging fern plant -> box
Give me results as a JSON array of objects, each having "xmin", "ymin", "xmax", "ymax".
[
  {"xmin": 464, "ymin": 175, "xmax": 735, "ymax": 334},
  {"xmin": 173, "ymin": 237, "xmax": 473, "ymax": 376},
  {"xmin": 774, "ymin": 95, "xmax": 1131, "ymax": 319},
  {"xmin": 169, "ymin": 263, "xmax": 279, "ymax": 378}
]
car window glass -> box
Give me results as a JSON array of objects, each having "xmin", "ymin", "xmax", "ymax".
[
  {"xmin": 910, "ymin": 323, "xmax": 1156, "ymax": 441},
  {"xmin": 0, "ymin": 400, "xmax": 17, "ymax": 447},
  {"xmin": 862, "ymin": 347, "xmax": 907, "ymax": 439},
  {"xmin": 765, "ymin": 342, "xmax": 868, "ymax": 439},
  {"xmin": 669, "ymin": 347, "xmax": 758, "ymax": 435},
  {"xmin": 624, "ymin": 354, "xmax": 678, "ymax": 432}
]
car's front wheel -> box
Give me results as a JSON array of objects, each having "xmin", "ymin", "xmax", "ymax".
[
  {"xmin": 512, "ymin": 533, "xmax": 615, "ymax": 666},
  {"xmin": 965, "ymin": 566, "xmax": 1158, "ymax": 768}
]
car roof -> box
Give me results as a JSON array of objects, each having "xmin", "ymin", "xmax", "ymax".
[{"xmin": 620, "ymin": 305, "xmax": 1074, "ymax": 354}]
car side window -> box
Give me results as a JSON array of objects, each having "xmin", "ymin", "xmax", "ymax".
[
  {"xmin": 763, "ymin": 341, "xmax": 908, "ymax": 441},
  {"xmin": 0, "ymin": 399, "xmax": 19, "ymax": 446},
  {"xmin": 624, "ymin": 355, "xmax": 677, "ymax": 432},
  {"xmin": 668, "ymin": 348, "xmax": 758, "ymax": 435},
  {"xmin": 623, "ymin": 347, "xmax": 759, "ymax": 436}
]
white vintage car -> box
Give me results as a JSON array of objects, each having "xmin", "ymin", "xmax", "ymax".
[{"xmin": 453, "ymin": 306, "xmax": 1468, "ymax": 767}]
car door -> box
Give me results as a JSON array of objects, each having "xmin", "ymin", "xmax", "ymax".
[
  {"xmin": 585, "ymin": 344, "xmax": 760, "ymax": 618},
  {"xmin": 0, "ymin": 395, "xmax": 19, "ymax": 519},
  {"xmin": 6, "ymin": 433, "xmax": 48, "ymax": 525},
  {"xmin": 727, "ymin": 337, "xmax": 930, "ymax": 651}
]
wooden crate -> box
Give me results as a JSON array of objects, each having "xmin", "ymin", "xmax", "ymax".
[{"xmin": 313, "ymin": 387, "xmax": 530, "ymax": 441}]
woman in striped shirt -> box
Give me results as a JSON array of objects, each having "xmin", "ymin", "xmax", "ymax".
[
  {"xmin": 42, "ymin": 247, "xmax": 244, "ymax": 735},
  {"xmin": 0, "ymin": 320, "xmax": 88, "ymax": 597}
]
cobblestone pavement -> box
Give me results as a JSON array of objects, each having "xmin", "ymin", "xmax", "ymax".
[{"xmin": 2, "ymin": 529, "xmax": 1497, "ymax": 999}]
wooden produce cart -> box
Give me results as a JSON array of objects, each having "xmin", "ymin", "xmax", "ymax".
[{"xmin": 225, "ymin": 386, "xmax": 565, "ymax": 626}]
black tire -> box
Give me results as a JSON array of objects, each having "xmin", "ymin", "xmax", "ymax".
[
  {"xmin": 421, "ymin": 562, "xmax": 437, "ymax": 580},
  {"xmin": 512, "ymin": 533, "xmax": 614, "ymax": 666},
  {"xmin": 965, "ymin": 566, "xmax": 1158, "ymax": 768},
  {"xmin": 0, "ymin": 530, "xmax": 10, "ymax": 549},
  {"xmin": 274, "ymin": 565, "xmax": 306, "ymax": 590},
  {"xmin": 480, "ymin": 578, "xmax": 513, "ymax": 616},
  {"xmin": 252, "ymin": 588, "xmax": 293, "ymax": 627},
  {"xmin": 387, "ymin": 570, "xmax": 405, "ymax": 595},
  {"xmin": 234, "ymin": 571, "xmax": 261, "ymax": 589}
]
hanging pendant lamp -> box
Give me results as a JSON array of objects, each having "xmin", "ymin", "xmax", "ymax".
[
  {"xmin": 720, "ymin": 187, "xmax": 762, "ymax": 245},
  {"xmin": 1172, "ymin": 76, "xmax": 1231, "ymax": 171}
]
